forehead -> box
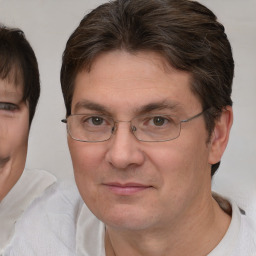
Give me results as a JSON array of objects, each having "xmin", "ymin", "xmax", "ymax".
[
  {"xmin": 0, "ymin": 78, "xmax": 23, "ymax": 100},
  {"xmin": 72, "ymin": 50, "xmax": 201, "ymax": 115},
  {"xmin": 0, "ymin": 59, "xmax": 24, "ymax": 86}
]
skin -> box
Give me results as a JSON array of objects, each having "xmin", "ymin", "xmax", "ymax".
[
  {"xmin": 0, "ymin": 78, "xmax": 29, "ymax": 201},
  {"xmin": 68, "ymin": 50, "xmax": 233, "ymax": 256}
]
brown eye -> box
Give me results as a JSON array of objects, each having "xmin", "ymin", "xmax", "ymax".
[
  {"xmin": 153, "ymin": 116, "xmax": 166, "ymax": 126},
  {"xmin": 91, "ymin": 116, "xmax": 104, "ymax": 125}
]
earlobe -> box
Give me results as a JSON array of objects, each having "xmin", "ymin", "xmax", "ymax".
[{"xmin": 208, "ymin": 106, "xmax": 233, "ymax": 165}]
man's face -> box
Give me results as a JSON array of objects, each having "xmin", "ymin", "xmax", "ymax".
[
  {"xmin": 0, "ymin": 79, "xmax": 29, "ymax": 200},
  {"xmin": 68, "ymin": 50, "xmax": 214, "ymax": 231}
]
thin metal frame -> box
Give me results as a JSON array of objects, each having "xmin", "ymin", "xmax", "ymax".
[{"xmin": 61, "ymin": 110, "xmax": 207, "ymax": 143}]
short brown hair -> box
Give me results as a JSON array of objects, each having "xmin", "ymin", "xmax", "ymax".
[
  {"xmin": 0, "ymin": 25, "xmax": 40, "ymax": 124},
  {"xmin": 61, "ymin": 0, "xmax": 234, "ymax": 176}
]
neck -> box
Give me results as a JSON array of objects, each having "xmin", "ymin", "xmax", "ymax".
[{"xmin": 105, "ymin": 194, "xmax": 231, "ymax": 256}]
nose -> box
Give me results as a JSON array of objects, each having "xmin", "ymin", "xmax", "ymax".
[{"xmin": 105, "ymin": 122, "xmax": 145, "ymax": 170}]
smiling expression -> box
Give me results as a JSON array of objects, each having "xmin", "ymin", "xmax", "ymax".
[{"xmin": 0, "ymin": 79, "xmax": 29, "ymax": 201}]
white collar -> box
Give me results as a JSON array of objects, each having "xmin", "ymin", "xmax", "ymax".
[
  {"xmin": 208, "ymin": 197, "xmax": 242, "ymax": 255},
  {"xmin": 0, "ymin": 169, "xmax": 56, "ymax": 252},
  {"xmin": 76, "ymin": 196, "xmax": 242, "ymax": 256},
  {"xmin": 76, "ymin": 203, "xmax": 105, "ymax": 256}
]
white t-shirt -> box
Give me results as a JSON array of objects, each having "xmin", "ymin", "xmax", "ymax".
[
  {"xmin": 76, "ymin": 196, "xmax": 256, "ymax": 256},
  {"xmin": 0, "ymin": 169, "xmax": 56, "ymax": 255},
  {"xmin": 5, "ymin": 184, "xmax": 256, "ymax": 256}
]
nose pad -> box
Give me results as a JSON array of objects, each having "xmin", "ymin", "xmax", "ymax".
[
  {"xmin": 111, "ymin": 126, "xmax": 115, "ymax": 134},
  {"xmin": 131, "ymin": 125, "xmax": 137, "ymax": 137},
  {"xmin": 131, "ymin": 126, "xmax": 137, "ymax": 132}
]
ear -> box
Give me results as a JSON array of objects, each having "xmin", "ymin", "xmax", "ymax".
[{"xmin": 208, "ymin": 106, "xmax": 233, "ymax": 165}]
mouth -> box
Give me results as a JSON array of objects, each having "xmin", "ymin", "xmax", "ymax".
[{"xmin": 102, "ymin": 182, "xmax": 153, "ymax": 196}]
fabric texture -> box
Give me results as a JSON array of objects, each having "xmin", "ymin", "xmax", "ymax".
[
  {"xmin": 0, "ymin": 169, "xmax": 56, "ymax": 255},
  {"xmin": 3, "ymin": 182, "xmax": 81, "ymax": 256},
  {"xmin": 208, "ymin": 198, "xmax": 256, "ymax": 255},
  {"xmin": 5, "ymin": 184, "xmax": 256, "ymax": 256},
  {"xmin": 76, "ymin": 196, "xmax": 256, "ymax": 256}
]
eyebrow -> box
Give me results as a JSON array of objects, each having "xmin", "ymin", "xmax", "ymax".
[
  {"xmin": 135, "ymin": 101, "xmax": 182, "ymax": 115},
  {"xmin": 73, "ymin": 100, "xmax": 111, "ymax": 115},
  {"xmin": 73, "ymin": 99, "xmax": 183, "ymax": 116}
]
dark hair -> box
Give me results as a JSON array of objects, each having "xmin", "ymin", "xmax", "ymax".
[
  {"xmin": 0, "ymin": 25, "xmax": 40, "ymax": 124},
  {"xmin": 61, "ymin": 0, "xmax": 234, "ymax": 176}
]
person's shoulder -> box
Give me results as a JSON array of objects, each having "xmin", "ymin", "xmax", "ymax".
[
  {"xmin": 19, "ymin": 180, "xmax": 83, "ymax": 230},
  {"xmin": 209, "ymin": 194, "xmax": 256, "ymax": 256},
  {"xmin": 0, "ymin": 168, "xmax": 57, "ymax": 255},
  {"xmin": 227, "ymin": 199, "xmax": 256, "ymax": 256},
  {"xmin": 236, "ymin": 213, "xmax": 256, "ymax": 255},
  {"xmin": 4, "ymin": 181, "xmax": 82, "ymax": 256},
  {"xmin": 31, "ymin": 179, "xmax": 82, "ymax": 210}
]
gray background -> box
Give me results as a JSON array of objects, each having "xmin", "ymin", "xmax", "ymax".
[{"xmin": 0, "ymin": 0, "xmax": 255, "ymax": 207}]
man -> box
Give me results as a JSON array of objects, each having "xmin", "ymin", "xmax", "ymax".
[
  {"xmin": 60, "ymin": 0, "xmax": 256, "ymax": 255},
  {"xmin": 7, "ymin": 0, "xmax": 256, "ymax": 255}
]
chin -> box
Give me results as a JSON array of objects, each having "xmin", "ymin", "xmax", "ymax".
[{"xmin": 98, "ymin": 205, "xmax": 157, "ymax": 231}]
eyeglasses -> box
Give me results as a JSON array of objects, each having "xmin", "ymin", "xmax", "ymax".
[{"xmin": 61, "ymin": 110, "xmax": 206, "ymax": 143}]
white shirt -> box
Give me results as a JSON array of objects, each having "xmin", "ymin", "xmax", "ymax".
[
  {"xmin": 0, "ymin": 169, "xmax": 56, "ymax": 255},
  {"xmin": 208, "ymin": 200, "xmax": 256, "ymax": 255},
  {"xmin": 76, "ymin": 197, "xmax": 256, "ymax": 256},
  {"xmin": 3, "ymin": 182, "xmax": 81, "ymax": 256},
  {"xmin": 5, "ymin": 185, "xmax": 256, "ymax": 256}
]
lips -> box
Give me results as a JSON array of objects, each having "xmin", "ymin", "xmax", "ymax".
[{"xmin": 102, "ymin": 182, "xmax": 152, "ymax": 195}]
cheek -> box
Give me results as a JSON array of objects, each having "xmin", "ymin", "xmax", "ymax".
[
  {"xmin": 0, "ymin": 119, "xmax": 29, "ymax": 159},
  {"xmin": 68, "ymin": 139, "xmax": 107, "ymax": 195},
  {"xmin": 149, "ymin": 141, "xmax": 194, "ymax": 174},
  {"xmin": 146, "ymin": 139, "xmax": 211, "ymax": 219},
  {"xmin": 68, "ymin": 140, "xmax": 104, "ymax": 173},
  {"xmin": 13, "ymin": 114, "xmax": 30, "ymax": 154},
  {"xmin": 0, "ymin": 123, "xmax": 11, "ymax": 157},
  {"xmin": 151, "ymin": 145, "xmax": 193, "ymax": 193},
  {"xmin": 149, "ymin": 136, "xmax": 210, "ymax": 191},
  {"xmin": 16, "ymin": 120, "xmax": 29, "ymax": 144},
  {"xmin": 68, "ymin": 140, "xmax": 108, "ymax": 212}
]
